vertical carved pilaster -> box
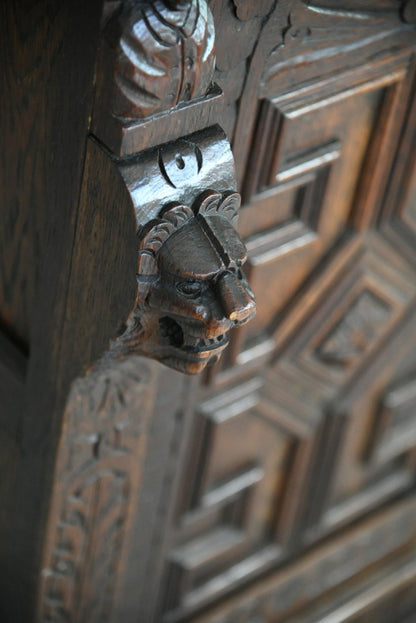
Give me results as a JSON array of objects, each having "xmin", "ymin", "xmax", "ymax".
[{"xmin": 39, "ymin": 358, "xmax": 158, "ymax": 623}]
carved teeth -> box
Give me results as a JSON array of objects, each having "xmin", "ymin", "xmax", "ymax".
[{"xmin": 190, "ymin": 334, "xmax": 226, "ymax": 350}]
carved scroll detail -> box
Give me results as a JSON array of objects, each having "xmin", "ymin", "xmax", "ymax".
[
  {"xmin": 39, "ymin": 358, "xmax": 157, "ymax": 623},
  {"xmin": 99, "ymin": 0, "xmax": 215, "ymax": 121}
]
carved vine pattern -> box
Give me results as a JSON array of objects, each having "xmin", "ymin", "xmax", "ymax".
[{"xmin": 39, "ymin": 357, "xmax": 157, "ymax": 623}]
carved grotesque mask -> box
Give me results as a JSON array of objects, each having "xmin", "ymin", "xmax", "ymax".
[{"xmin": 121, "ymin": 191, "xmax": 255, "ymax": 374}]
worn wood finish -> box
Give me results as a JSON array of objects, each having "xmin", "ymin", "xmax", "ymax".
[{"xmin": 2, "ymin": 1, "xmax": 416, "ymax": 622}]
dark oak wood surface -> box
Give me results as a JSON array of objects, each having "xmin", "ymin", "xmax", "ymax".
[
  {"xmin": 0, "ymin": 1, "xmax": 103, "ymax": 621},
  {"xmin": 1, "ymin": 1, "xmax": 416, "ymax": 622}
]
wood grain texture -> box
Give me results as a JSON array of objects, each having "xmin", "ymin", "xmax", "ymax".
[{"xmin": 0, "ymin": 1, "xmax": 103, "ymax": 621}]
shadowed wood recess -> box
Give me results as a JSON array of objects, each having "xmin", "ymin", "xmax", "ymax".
[{"xmin": 1, "ymin": 0, "xmax": 416, "ymax": 622}]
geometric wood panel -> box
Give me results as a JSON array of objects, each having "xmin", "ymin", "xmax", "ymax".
[
  {"xmin": 191, "ymin": 496, "xmax": 416, "ymax": 623},
  {"xmin": 369, "ymin": 375, "xmax": 416, "ymax": 463},
  {"xmin": 263, "ymin": 235, "xmax": 416, "ymax": 536},
  {"xmin": 161, "ymin": 377, "xmax": 316, "ymax": 620},
  {"xmin": 159, "ymin": 227, "xmax": 416, "ymax": 620},
  {"xmin": 236, "ymin": 54, "xmax": 410, "ymax": 355},
  {"xmin": 273, "ymin": 234, "xmax": 416, "ymax": 393},
  {"xmin": 315, "ymin": 361, "xmax": 416, "ymax": 537}
]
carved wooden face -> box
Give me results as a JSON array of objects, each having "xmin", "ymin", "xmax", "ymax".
[{"xmin": 134, "ymin": 195, "xmax": 256, "ymax": 373}]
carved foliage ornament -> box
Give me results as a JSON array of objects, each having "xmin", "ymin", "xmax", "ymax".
[
  {"xmin": 113, "ymin": 190, "xmax": 256, "ymax": 374},
  {"xmin": 101, "ymin": 0, "xmax": 215, "ymax": 120}
]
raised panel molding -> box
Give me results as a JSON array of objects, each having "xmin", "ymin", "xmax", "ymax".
[
  {"xmin": 159, "ymin": 232, "xmax": 416, "ymax": 619},
  {"xmin": 307, "ymin": 311, "xmax": 416, "ymax": 536},
  {"xmin": 191, "ymin": 497, "xmax": 416, "ymax": 623},
  {"xmin": 315, "ymin": 290, "xmax": 391, "ymax": 369},
  {"xmin": 160, "ymin": 377, "xmax": 316, "ymax": 620},
  {"xmin": 368, "ymin": 375, "xmax": 416, "ymax": 462},
  {"xmin": 228, "ymin": 52, "xmax": 414, "ymax": 368}
]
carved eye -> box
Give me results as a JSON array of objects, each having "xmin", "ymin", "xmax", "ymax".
[{"xmin": 176, "ymin": 279, "xmax": 203, "ymax": 298}]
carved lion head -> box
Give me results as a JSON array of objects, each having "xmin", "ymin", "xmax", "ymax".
[{"xmin": 118, "ymin": 190, "xmax": 255, "ymax": 374}]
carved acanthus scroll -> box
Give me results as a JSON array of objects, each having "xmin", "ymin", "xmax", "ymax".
[{"xmin": 98, "ymin": 0, "xmax": 215, "ymax": 120}]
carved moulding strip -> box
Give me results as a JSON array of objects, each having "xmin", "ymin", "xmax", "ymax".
[
  {"xmin": 38, "ymin": 356, "xmax": 158, "ymax": 623},
  {"xmin": 92, "ymin": 0, "xmax": 225, "ymax": 156}
]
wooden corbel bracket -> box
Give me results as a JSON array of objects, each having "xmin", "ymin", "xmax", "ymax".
[
  {"xmin": 82, "ymin": 0, "xmax": 256, "ymax": 374},
  {"xmin": 90, "ymin": 127, "xmax": 256, "ymax": 374},
  {"xmin": 113, "ymin": 128, "xmax": 256, "ymax": 373}
]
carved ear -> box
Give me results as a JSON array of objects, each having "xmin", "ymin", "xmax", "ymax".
[
  {"xmin": 196, "ymin": 190, "xmax": 240, "ymax": 224},
  {"xmin": 218, "ymin": 191, "xmax": 241, "ymax": 224},
  {"xmin": 137, "ymin": 219, "xmax": 174, "ymax": 302},
  {"xmin": 159, "ymin": 203, "xmax": 195, "ymax": 228},
  {"xmin": 137, "ymin": 251, "xmax": 158, "ymax": 302},
  {"xmin": 139, "ymin": 219, "xmax": 176, "ymax": 254},
  {"xmin": 137, "ymin": 204, "xmax": 195, "ymax": 301}
]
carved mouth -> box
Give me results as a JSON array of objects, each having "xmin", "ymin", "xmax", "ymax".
[
  {"xmin": 159, "ymin": 316, "xmax": 184, "ymax": 347},
  {"xmin": 183, "ymin": 333, "xmax": 229, "ymax": 353},
  {"xmin": 158, "ymin": 316, "xmax": 229, "ymax": 354}
]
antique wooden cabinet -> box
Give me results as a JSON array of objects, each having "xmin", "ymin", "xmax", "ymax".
[{"xmin": 2, "ymin": 1, "xmax": 416, "ymax": 622}]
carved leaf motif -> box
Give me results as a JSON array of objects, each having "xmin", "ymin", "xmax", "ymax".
[
  {"xmin": 106, "ymin": 0, "xmax": 215, "ymax": 120},
  {"xmin": 263, "ymin": 0, "xmax": 404, "ymax": 84}
]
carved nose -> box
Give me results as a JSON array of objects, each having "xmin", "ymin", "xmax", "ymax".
[{"xmin": 217, "ymin": 271, "xmax": 256, "ymax": 326}]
